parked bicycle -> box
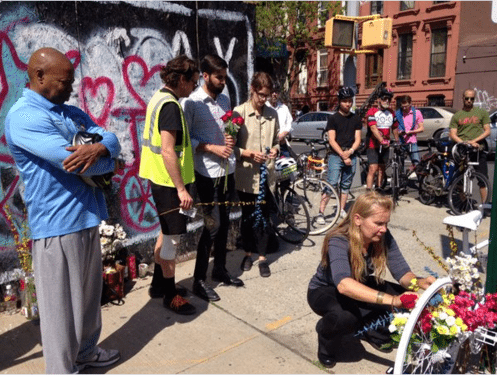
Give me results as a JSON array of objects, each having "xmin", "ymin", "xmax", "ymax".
[
  {"xmin": 292, "ymin": 141, "xmax": 341, "ymax": 235},
  {"xmin": 269, "ymin": 156, "xmax": 311, "ymax": 244}
]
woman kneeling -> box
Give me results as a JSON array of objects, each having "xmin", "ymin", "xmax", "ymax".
[{"xmin": 307, "ymin": 191, "xmax": 435, "ymax": 368}]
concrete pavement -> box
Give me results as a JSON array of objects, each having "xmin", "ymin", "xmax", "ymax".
[{"xmin": 0, "ymin": 185, "xmax": 491, "ymax": 374}]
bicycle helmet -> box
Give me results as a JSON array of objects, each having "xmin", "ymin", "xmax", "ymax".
[
  {"xmin": 275, "ymin": 157, "xmax": 298, "ymax": 182},
  {"xmin": 72, "ymin": 131, "xmax": 114, "ymax": 189},
  {"xmin": 451, "ymin": 143, "xmax": 471, "ymax": 165},
  {"xmin": 378, "ymin": 87, "xmax": 394, "ymax": 99},
  {"xmin": 337, "ymin": 87, "xmax": 355, "ymax": 100}
]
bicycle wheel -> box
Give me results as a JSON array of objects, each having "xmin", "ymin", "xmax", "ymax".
[
  {"xmin": 292, "ymin": 177, "xmax": 340, "ymax": 235},
  {"xmin": 418, "ymin": 165, "xmax": 443, "ymax": 205},
  {"xmin": 448, "ymin": 171, "xmax": 490, "ymax": 215},
  {"xmin": 394, "ymin": 277, "xmax": 458, "ymax": 374},
  {"xmin": 270, "ymin": 187, "xmax": 310, "ymax": 244}
]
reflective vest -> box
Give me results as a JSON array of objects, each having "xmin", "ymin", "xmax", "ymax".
[{"xmin": 139, "ymin": 90, "xmax": 195, "ymax": 187}]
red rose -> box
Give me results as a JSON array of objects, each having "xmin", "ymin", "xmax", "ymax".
[
  {"xmin": 400, "ymin": 293, "xmax": 418, "ymax": 309},
  {"xmin": 421, "ymin": 321, "xmax": 432, "ymax": 334},
  {"xmin": 20, "ymin": 279, "xmax": 25, "ymax": 291},
  {"xmin": 221, "ymin": 113, "xmax": 230, "ymax": 122},
  {"xmin": 234, "ymin": 116, "xmax": 244, "ymax": 125}
]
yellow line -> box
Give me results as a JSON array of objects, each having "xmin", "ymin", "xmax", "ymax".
[{"xmin": 266, "ymin": 316, "xmax": 292, "ymax": 331}]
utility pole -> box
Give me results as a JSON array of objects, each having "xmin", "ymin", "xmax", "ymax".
[{"xmin": 342, "ymin": 0, "xmax": 359, "ymax": 101}]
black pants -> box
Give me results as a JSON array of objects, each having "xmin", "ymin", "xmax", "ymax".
[
  {"xmin": 193, "ymin": 173, "xmax": 235, "ymax": 281},
  {"xmin": 307, "ymin": 277, "xmax": 405, "ymax": 358},
  {"xmin": 237, "ymin": 186, "xmax": 273, "ymax": 258}
]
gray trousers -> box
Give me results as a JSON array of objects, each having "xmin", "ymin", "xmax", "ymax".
[{"xmin": 33, "ymin": 226, "xmax": 103, "ymax": 374}]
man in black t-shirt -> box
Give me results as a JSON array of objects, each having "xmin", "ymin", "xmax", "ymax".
[{"xmin": 316, "ymin": 87, "xmax": 362, "ymax": 224}]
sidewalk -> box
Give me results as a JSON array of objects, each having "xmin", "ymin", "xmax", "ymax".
[{"xmin": 0, "ymin": 188, "xmax": 491, "ymax": 374}]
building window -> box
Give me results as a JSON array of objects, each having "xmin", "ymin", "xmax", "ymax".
[
  {"xmin": 371, "ymin": 1, "xmax": 383, "ymax": 15},
  {"xmin": 318, "ymin": 101, "xmax": 329, "ymax": 111},
  {"xmin": 365, "ymin": 51, "xmax": 383, "ymax": 89},
  {"xmin": 430, "ymin": 28, "xmax": 447, "ymax": 77},
  {"xmin": 317, "ymin": 2, "xmax": 328, "ymax": 28},
  {"xmin": 397, "ymin": 33, "xmax": 413, "ymax": 80},
  {"xmin": 400, "ymin": 1, "xmax": 415, "ymax": 11},
  {"xmin": 427, "ymin": 95, "xmax": 445, "ymax": 106},
  {"xmin": 317, "ymin": 49, "xmax": 328, "ymax": 87},
  {"xmin": 297, "ymin": 61, "xmax": 307, "ymax": 95}
]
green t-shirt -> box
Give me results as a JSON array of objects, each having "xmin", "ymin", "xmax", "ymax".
[{"xmin": 449, "ymin": 107, "xmax": 491, "ymax": 142}]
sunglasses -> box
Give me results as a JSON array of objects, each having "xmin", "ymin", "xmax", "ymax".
[
  {"xmin": 464, "ymin": 97, "xmax": 475, "ymax": 101},
  {"xmin": 380, "ymin": 96, "xmax": 391, "ymax": 101}
]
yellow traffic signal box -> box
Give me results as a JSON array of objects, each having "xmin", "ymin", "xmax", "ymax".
[
  {"xmin": 361, "ymin": 18, "xmax": 392, "ymax": 49},
  {"xmin": 324, "ymin": 18, "xmax": 355, "ymax": 48}
]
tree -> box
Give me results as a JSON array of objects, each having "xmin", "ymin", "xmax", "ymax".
[{"xmin": 254, "ymin": 1, "xmax": 343, "ymax": 102}]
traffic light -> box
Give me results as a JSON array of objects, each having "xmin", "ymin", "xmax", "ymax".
[
  {"xmin": 361, "ymin": 18, "xmax": 392, "ymax": 49},
  {"xmin": 324, "ymin": 18, "xmax": 355, "ymax": 48}
]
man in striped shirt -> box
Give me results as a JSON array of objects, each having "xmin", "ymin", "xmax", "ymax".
[{"xmin": 183, "ymin": 54, "xmax": 244, "ymax": 303}]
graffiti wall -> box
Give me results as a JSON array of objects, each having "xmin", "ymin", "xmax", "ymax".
[{"xmin": 0, "ymin": 1, "xmax": 255, "ymax": 277}]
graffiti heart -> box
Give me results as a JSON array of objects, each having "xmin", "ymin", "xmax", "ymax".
[{"xmin": 81, "ymin": 77, "xmax": 115, "ymax": 128}]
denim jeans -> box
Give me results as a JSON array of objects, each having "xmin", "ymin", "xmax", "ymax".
[
  {"xmin": 326, "ymin": 154, "xmax": 357, "ymax": 194},
  {"xmin": 406, "ymin": 143, "xmax": 420, "ymax": 165}
]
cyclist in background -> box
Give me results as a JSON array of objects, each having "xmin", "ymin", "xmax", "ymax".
[
  {"xmin": 365, "ymin": 87, "xmax": 399, "ymax": 192},
  {"xmin": 449, "ymin": 89, "xmax": 491, "ymax": 202},
  {"xmin": 316, "ymin": 87, "xmax": 361, "ymax": 225},
  {"xmin": 396, "ymin": 95, "xmax": 424, "ymax": 175}
]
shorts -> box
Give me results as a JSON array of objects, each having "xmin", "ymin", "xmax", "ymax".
[
  {"xmin": 151, "ymin": 182, "xmax": 190, "ymax": 235},
  {"xmin": 367, "ymin": 147, "xmax": 389, "ymax": 165}
]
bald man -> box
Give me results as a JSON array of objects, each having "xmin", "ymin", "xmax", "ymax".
[
  {"xmin": 449, "ymin": 89, "xmax": 491, "ymax": 202},
  {"xmin": 5, "ymin": 47, "xmax": 121, "ymax": 373}
]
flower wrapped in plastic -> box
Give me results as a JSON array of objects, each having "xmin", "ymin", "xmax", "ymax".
[
  {"xmin": 217, "ymin": 110, "xmax": 244, "ymax": 192},
  {"xmin": 99, "ymin": 221, "xmax": 127, "ymax": 263}
]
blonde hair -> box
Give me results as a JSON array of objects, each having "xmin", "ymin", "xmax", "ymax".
[{"xmin": 320, "ymin": 191, "xmax": 394, "ymax": 284}]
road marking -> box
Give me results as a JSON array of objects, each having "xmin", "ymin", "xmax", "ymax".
[{"xmin": 266, "ymin": 316, "xmax": 292, "ymax": 331}]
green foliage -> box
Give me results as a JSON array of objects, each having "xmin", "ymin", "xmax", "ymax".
[{"xmin": 254, "ymin": 1, "xmax": 343, "ymax": 95}]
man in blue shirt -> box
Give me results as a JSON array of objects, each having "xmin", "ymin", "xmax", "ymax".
[{"xmin": 5, "ymin": 47, "xmax": 121, "ymax": 373}]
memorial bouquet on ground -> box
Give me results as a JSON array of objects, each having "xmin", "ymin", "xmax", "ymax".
[
  {"xmin": 219, "ymin": 110, "xmax": 244, "ymax": 192},
  {"xmin": 99, "ymin": 220, "xmax": 127, "ymax": 264}
]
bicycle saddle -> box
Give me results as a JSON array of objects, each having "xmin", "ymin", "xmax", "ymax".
[{"xmin": 443, "ymin": 210, "xmax": 482, "ymax": 231}]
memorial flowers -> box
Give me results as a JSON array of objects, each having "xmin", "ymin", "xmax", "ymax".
[
  {"xmin": 218, "ymin": 110, "xmax": 244, "ymax": 192},
  {"xmin": 99, "ymin": 220, "xmax": 127, "ymax": 263}
]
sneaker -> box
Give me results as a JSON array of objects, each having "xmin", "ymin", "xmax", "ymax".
[
  {"xmin": 339, "ymin": 209, "xmax": 347, "ymax": 219},
  {"xmin": 259, "ymin": 261, "xmax": 271, "ymax": 277},
  {"xmin": 76, "ymin": 347, "xmax": 121, "ymax": 371},
  {"xmin": 240, "ymin": 255, "xmax": 253, "ymax": 271},
  {"xmin": 164, "ymin": 294, "xmax": 196, "ymax": 315},
  {"xmin": 315, "ymin": 213, "xmax": 326, "ymax": 225}
]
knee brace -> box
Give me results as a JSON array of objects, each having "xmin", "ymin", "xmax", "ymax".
[{"xmin": 160, "ymin": 234, "xmax": 181, "ymax": 260}]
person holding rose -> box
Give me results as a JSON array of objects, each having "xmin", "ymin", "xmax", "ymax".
[
  {"xmin": 183, "ymin": 54, "xmax": 244, "ymax": 303},
  {"xmin": 307, "ymin": 191, "xmax": 435, "ymax": 368},
  {"xmin": 233, "ymin": 72, "xmax": 279, "ymax": 278}
]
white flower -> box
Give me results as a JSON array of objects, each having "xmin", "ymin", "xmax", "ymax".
[
  {"xmin": 438, "ymin": 311, "xmax": 448, "ymax": 320},
  {"xmin": 389, "ymin": 324, "xmax": 397, "ymax": 333},
  {"xmin": 445, "ymin": 316, "xmax": 456, "ymax": 327}
]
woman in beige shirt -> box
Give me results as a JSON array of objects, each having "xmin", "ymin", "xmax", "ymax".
[{"xmin": 233, "ymin": 72, "xmax": 279, "ymax": 278}]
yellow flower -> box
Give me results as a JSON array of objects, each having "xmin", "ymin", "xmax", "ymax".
[
  {"xmin": 432, "ymin": 311, "xmax": 439, "ymax": 318},
  {"xmin": 446, "ymin": 308, "xmax": 455, "ymax": 316},
  {"xmin": 436, "ymin": 325, "xmax": 450, "ymax": 335},
  {"xmin": 393, "ymin": 317, "xmax": 408, "ymax": 326},
  {"xmin": 449, "ymin": 326, "xmax": 459, "ymax": 335},
  {"xmin": 455, "ymin": 317, "xmax": 464, "ymax": 326},
  {"xmin": 461, "ymin": 324, "xmax": 468, "ymax": 332}
]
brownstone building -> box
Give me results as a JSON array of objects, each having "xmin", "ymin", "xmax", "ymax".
[{"xmin": 356, "ymin": 1, "xmax": 497, "ymax": 111}]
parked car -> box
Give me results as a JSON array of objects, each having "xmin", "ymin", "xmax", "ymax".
[
  {"xmin": 416, "ymin": 107, "xmax": 457, "ymax": 142},
  {"xmin": 289, "ymin": 111, "xmax": 334, "ymax": 141},
  {"xmin": 440, "ymin": 108, "xmax": 497, "ymax": 156},
  {"xmin": 359, "ymin": 106, "xmax": 456, "ymax": 144}
]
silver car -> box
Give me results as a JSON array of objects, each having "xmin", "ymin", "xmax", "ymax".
[
  {"xmin": 417, "ymin": 106, "xmax": 457, "ymax": 141},
  {"xmin": 289, "ymin": 111, "xmax": 334, "ymax": 141}
]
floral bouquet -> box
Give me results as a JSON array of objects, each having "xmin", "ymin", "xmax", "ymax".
[
  {"xmin": 99, "ymin": 220, "xmax": 127, "ymax": 264},
  {"xmin": 389, "ymin": 252, "xmax": 497, "ymax": 373},
  {"xmin": 219, "ymin": 110, "xmax": 244, "ymax": 192}
]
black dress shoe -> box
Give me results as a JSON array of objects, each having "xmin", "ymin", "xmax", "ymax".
[
  {"xmin": 258, "ymin": 261, "xmax": 271, "ymax": 277},
  {"xmin": 212, "ymin": 269, "xmax": 244, "ymax": 287},
  {"xmin": 193, "ymin": 280, "xmax": 220, "ymax": 302},
  {"xmin": 317, "ymin": 353, "xmax": 336, "ymax": 369},
  {"xmin": 240, "ymin": 255, "xmax": 253, "ymax": 271}
]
